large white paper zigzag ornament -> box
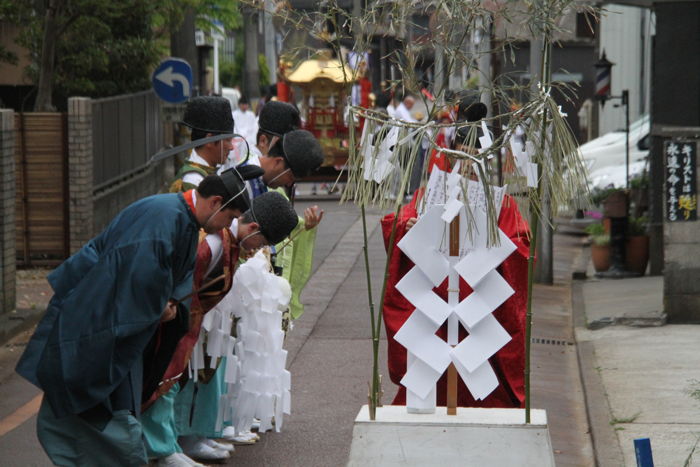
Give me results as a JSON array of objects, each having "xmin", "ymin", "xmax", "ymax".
[{"xmin": 395, "ymin": 168, "xmax": 517, "ymax": 410}]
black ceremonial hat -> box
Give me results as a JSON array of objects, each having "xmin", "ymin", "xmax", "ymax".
[
  {"xmin": 258, "ymin": 101, "xmax": 301, "ymax": 136},
  {"xmin": 236, "ymin": 164, "xmax": 265, "ymax": 180},
  {"xmin": 457, "ymin": 92, "xmax": 487, "ymax": 123},
  {"xmin": 251, "ymin": 192, "xmax": 299, "ymax": 244},
  {"xmin": 282, "ymin": 130, "xmax": 324, "ymax": 178},
  {"xmin": 183, "ymin": 96, "xmax": 234, "ymax": 134},
  {"xmin": 219, "ymin": 168, "xmax": 252, "ymax": 212}
]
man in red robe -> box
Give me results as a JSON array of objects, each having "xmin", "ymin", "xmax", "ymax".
[{"xmin": 381, "ymin": 191, "xmax": 530, "ymax": 408}]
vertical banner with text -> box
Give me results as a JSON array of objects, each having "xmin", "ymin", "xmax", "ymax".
[{"xmin": 665, "ymin": 139, "xmax": 697, "ymax": 222}]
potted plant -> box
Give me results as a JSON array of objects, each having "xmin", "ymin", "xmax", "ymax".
[
  {"xmin": 591, "ymin": 187, "xmax": 622, "ymax": 228},
  {"xmin": 626, "ymin": 216, "xmax": 649, "ymax": 275},
  {"xmin": 629, "ymin": 172, "xmax": 650, "ymax": 218},
  {"xmin": 585, "ymin": 223, "xmax": 610, "ymax": 272}
]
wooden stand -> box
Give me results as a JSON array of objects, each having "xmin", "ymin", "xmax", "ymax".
[
  {"xmin": 446, "ymin": 364, "xmax": 458, "ymax": 415},
  {"xmin": 447, "ymin": 215, "xmax": 460, "ymax": 415}
]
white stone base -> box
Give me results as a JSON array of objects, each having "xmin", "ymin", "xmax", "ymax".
[{"xmin": 347, "ymin": 405, "xmax": 555, "ymax": 467}]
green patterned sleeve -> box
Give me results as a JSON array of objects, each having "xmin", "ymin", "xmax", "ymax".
[{"xmin": 276, "ymin": 216, "xmax": 317, "ymax": 319}]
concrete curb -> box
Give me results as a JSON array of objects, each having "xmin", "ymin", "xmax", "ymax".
[
  {"xmin": 294, "ymin": 194, "xmax": 342, "ymax": 202},
  {"xmin": 572, "ymin": 277, "xmax": 625, "ymax": 466},
  {"xmin": 284, "ymin": 212, "xmax": 382, "ymax": 366}
]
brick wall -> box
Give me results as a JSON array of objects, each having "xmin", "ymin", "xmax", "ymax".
[
  {"xmin": 67, "ymin": 97, "xmax": 94, "ymax": 254},
  {"xmin": 0, "ymin": 110, "xmax": 16, "ymax": 314}
]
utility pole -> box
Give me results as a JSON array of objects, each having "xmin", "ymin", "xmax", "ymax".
[
  {"xmin": 171, "ymin": 9, "xmax": 199, "ymax": 94},
  {"xmin": 476, "ymin": 14, "xmax": 492, "ymax": 117},
  {"xmin": 243, "ymin": 6, "xmax": 261, "ymax": 99},
  {"xmin": 530, "ymin": 34, "xmax": 553, "ymax": 284},
  {"xmin": 264, "ymin": 0, "xmax": 277, "ymax": 86}
]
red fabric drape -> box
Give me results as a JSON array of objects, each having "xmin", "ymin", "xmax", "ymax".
[
  {"xmin": 380, "ymin": 192, "xmax": 530, "ymax": 408},
  {"xmin": 360, "ymin": 77, "xmax": 371, "ymax": 108},
  {"xmin": 427, "ymin": 130, "xmax": 452, "ymax": 173}
]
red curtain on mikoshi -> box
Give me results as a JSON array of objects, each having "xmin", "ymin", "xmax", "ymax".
[
  {"xmin": 277, "ymin": 81, "xmax": 290, "ymax": 103},
  {"xmin": 358, "ymin": 76, "xmax": 372, "ymax": 130},
  {"xmin": 380, "ymin": 191, "xmax": 531, "ymax": 408},
  {"xmin": 360, "ymin": 77, "xmax": 372, "ymax": 108}
]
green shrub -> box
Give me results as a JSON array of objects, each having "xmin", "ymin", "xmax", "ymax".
[
  {"xmin": 591, "ymin": 234, "xmax": 610, "ymax": 246},
  {"xmin": 590, "ymin": 187, "xmax": 624, "ymax": 207},
  {"xmin": 584, "ymin": 222, "xmax": 606, "ymax": 236},
  {"xmin": 628, "ymin": 216, "xmax": 648, "ymax": 236}
]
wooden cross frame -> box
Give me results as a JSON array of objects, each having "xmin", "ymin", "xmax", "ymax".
[{"xmin": 447, "ymin": 214, "xmax": 460, "ymax": 415}]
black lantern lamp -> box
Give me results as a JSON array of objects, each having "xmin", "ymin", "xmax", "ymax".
[
  {"xmin": 592, "ymin": 51, "xmax": 637, "ymax": 278},
  {"xmin": 594, "ymin": 51, "xmax": 614, "ymax": 107}
]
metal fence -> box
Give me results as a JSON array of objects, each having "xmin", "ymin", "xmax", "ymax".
[
  {"xmin": 92, "ymin": 90, "xmax": 163, "ymax": 190},
  {"xmin": 91, "ymin": 90, "xmax": 173, "ymax": 232}
]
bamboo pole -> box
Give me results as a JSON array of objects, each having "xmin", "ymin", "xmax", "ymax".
[
  {"xmin": 525, "ymin": 29, "xmax": 552, "ymax": 424},
  {"xmin": 371, "ymin": 207, "xmax": 400, "ymax": 419},
  {"xmin": 524, "ymin": 209, "xmax": 538, "ymax": 423},
  {"xmin": 367, "ymin": 139, "xmax": 422, "ymax": 419},
  {"xmin": 360, "ymin": 205, "xmax": 379, "ymax": 420}
]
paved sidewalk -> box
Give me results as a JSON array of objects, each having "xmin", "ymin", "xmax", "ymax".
[
  {"xmin": 575, "ymin": 260, "xmax": 700, "ymax": 466},
  {"xmin": 531, "ymin": 232, "xmax": 594, "ymax": 466}
]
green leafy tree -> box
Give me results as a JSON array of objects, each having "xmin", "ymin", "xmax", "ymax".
[
  {"xmin": 7, "ymin": 0, "xmax": 242, "ymax": 110},
  {"xmin": 258, "ymin": 53, "xmax": 270, "ymax": 87},
  {"xmin": 52, "ymin": 2, "xmax": 162, "ymax": 103},
  {"xmin": 25, "ymin": 0, "xmax": 164, "ymax": 110},
  {"xmin": 0, "ymin": 1, "xmax": 31, "ymax": 66}
]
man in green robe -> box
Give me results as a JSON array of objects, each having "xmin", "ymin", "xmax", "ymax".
[{"xmin": 241, "ymin": 101, "xmax": 326, "ymax": 319}]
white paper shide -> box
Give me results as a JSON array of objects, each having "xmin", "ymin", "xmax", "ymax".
[
  {"xmin": 203, "ymin": 250, "xmax": 292, "ymax": 435},
  {"xmin": 396, "ymin": 167, "xmax": 516, "ymax": 411}
]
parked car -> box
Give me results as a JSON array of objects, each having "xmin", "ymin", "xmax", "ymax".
[
  {"xmin": 580, "ymin": 114, "xmax": 650, "ymax": 189},
  {"xmin": 221, "ymin": 86, "xmax": 240, "ymax": 111}
]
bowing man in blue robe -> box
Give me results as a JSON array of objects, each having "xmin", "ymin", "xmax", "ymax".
[{"xmin": 15, "ymin": 171, "xmax": 250, "ymax": 467}]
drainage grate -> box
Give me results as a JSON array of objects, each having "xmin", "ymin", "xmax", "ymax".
[{"xmin": 531, "ymin": 337, "xmax": 574, "ymax": 346}]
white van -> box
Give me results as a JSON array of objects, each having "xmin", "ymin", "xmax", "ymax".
[
  {"xmin": 221, "ymin": 87, "xmax": 240, "ymax": 111},
  {"xmin": 580, "ymin": 115, "xmax": 650, "ymax": 189}
]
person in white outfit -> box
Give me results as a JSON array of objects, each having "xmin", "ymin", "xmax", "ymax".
[
  {"xmin": 394, "ymin": 95, "xmax": 417, "ymax": 123},
  {"xmin": 232, "ymin": 95, "xmax": 258, "ymax": 153}
]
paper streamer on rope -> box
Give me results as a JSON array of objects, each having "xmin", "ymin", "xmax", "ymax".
[
  {"xmin": 362, "ymin": 123, "xmax": 399, "ymax": 183},
  {"xmin": 509, "ymin": 127, "xmax": 539, "ymax": 188},
  {"xmin": 395, "ymin": 168, "xmax": 517, "ymax": 406}
]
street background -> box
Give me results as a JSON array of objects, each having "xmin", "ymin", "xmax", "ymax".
[{"xmin": 0, "ymin": 194, "xmax": 699, "ymax": 466}]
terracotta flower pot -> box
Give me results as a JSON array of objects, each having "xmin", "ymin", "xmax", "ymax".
[
  {"xmin": 591, "ymin": 244, "xmax": 610, "ymax": 272},
  {"xmin": 625, "ymin": 235, "xmax": 650, "ymax": 275}
]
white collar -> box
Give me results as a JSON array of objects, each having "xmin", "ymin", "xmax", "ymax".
[
  {"xmin": 188, "ymin": 149, "xmax": 213, "ymax": 168},
  {"xmin": 230, "ymin": 218, "xmax": 238, "ymax": 239}
]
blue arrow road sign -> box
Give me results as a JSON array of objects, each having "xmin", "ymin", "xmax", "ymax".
[{"xmin": 152, "ymin": 58, "xmax": 193, "ymax": 104}]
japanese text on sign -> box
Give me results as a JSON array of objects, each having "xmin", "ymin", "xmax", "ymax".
[{"xmin": 665, "ymin": 140, "xmax": 697, "ymax": 222}]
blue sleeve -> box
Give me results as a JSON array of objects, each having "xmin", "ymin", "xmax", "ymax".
[{"xmin": 34, "ymin": 239, "xmax": 180, "ymax": 417}]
